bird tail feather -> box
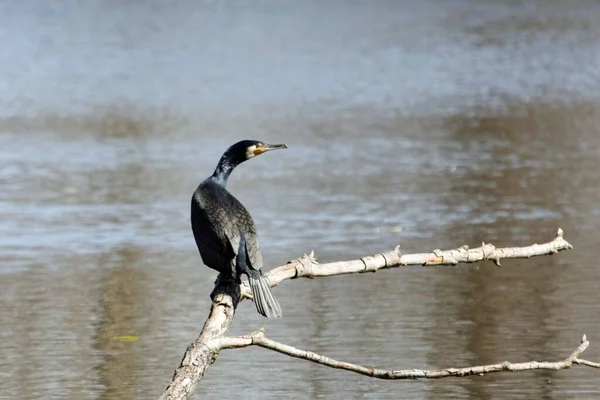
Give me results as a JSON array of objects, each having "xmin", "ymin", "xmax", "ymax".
[{"xmin": 248, "ymin": 272, "xmax": 282, "ymax": 318}]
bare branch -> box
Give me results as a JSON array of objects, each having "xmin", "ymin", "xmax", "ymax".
[
  {"xmin": 160, "ymin": 282, "xmax": 240, "ymax": 400},
  {"xmin": 241, "ymin": 228, "xmax": 573, "ymax": 298},
  {"xmin": 161, "ymin": 229, "xmax": 576, "ymax": 399},
  {"xmin": 574, "ymin": 358, "xmax": 600, "ymax": 368},
  {"xmin": 215, "ymin": 331, "xmax": 599, "ymax": 379}
]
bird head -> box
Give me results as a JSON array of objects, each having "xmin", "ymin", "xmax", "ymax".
[
  {"xmin": 211, "ymin": 140, "xmax": 287, "ymax": 184},
  {"xmin": 225, "ymin": 140, "xmax": 288, "ymax": 164}
]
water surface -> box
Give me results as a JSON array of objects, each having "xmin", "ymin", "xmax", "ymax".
[{"xmin": 1, "ymin": 1, "xmax": 600, "ymax": 399}]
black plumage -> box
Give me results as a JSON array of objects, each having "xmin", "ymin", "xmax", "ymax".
[{"xmin": 191, "ymin": 140, "xmax": 286, "ymax": 318}]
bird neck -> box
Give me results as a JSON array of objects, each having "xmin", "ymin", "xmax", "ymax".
[{"xmin": 211, "ymin": 155, "xmax": 240, "ymax": 186}]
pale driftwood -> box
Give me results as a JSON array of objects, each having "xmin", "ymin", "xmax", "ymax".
[
  {"xmin": 575, "ymin": 359, "xmax": 600, "ymax": 368},
  {"xmin": 161, "ymin": 229, "xmax": 579, "ymax": 400},
  {"xmin": 240, "ymin": 228, "xmax": 573, "ymax": 299},
  {"xmin": 214, "ymin": 330, "xmax": 598, "ymax": 379},
  {"xmin": 160, "ymin": 283, "xmax": 239, "ymax": 400}
]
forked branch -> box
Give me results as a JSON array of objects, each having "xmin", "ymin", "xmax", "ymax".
[{"xmin": 161, "ymin": 229, "xmax": 578, "ymax": 400}]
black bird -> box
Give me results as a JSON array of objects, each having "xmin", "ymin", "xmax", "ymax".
[{"xmin": 191, "ymin": 140, "xmax": 286, "ymax": 318}]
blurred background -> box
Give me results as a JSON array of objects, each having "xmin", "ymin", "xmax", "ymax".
[{"xmin": 1, "ymin": 1, "xmax": 599, "ymax": 399}]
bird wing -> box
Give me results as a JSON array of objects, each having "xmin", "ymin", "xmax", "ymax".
[
  {"xmin": 243, "ymin": 229, "xmax": 263, "ymax": 270},
  {"xmin": 226, "ymin": 207, "xmax": 264, "ymax": 271},
  {"xmin": 192, "ymin": 183, "xmax": 264, "ymax": 274},
  {"xmin": 191, "ymin": 196, "xmax": 236, "ymax": 274}
]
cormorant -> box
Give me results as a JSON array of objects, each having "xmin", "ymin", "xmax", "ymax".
[{"xmin": 191, "ymin": 140, "xmax": 286, "ymax": 318}]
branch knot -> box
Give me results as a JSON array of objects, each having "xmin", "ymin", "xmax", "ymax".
[
  {"xmin": 361, "ymin": 254, "xmax": 385, "ymax": 272},
  {"xmin": 291, "ymin": 251, "xmax": 319, "ymax": 278}
]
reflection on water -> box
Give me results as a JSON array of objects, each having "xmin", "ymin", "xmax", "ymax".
[{"xmin": 1, "ymin": 1, "xmax": 600, "ymax": 399}]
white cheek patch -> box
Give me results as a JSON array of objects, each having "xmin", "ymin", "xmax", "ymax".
[{"xmin": 246, "ymin": 145, "xmax": 256, "ymax": 158}]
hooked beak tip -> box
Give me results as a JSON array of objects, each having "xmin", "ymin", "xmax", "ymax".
[{"xmin": 266, "ymin": 143, "xmax": 287, "ymax": 151}]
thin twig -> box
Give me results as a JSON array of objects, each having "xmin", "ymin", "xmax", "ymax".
[
  {"xmin": 215, "ymin": 331, "xmax": 598, "ymax": 379},
  {"xmin": 574, "ymin": 359, "xmax": 600, "ymax": 368}
]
